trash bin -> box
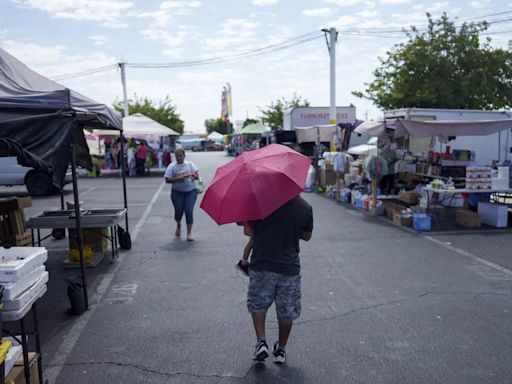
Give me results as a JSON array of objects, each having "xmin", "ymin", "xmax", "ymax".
[{"xmin": 66, "ymin": 276, "xmax": 86, "ymax": 315}]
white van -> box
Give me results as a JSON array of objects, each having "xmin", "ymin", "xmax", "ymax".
[{"xmin": 0, "ymin": 156, "xmax": 70, "ymax": 196}]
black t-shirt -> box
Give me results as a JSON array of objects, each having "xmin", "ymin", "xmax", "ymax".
[{"xmin": 250, "ymin": 196, "xmax": 313, "ymax": 276}]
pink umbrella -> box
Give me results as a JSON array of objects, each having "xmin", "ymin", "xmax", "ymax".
[{"xmin": 200, "ymin": 144, "xmax": 311, "ymax": 225}]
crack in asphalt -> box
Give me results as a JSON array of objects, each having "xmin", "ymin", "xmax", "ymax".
[
  {"xmin": 292, "ymin": 291, "xmax": 512, "ymax": 326},
  {"xmin": 49, "ymin": 361, "xmax": 259, "ymax": 383}
]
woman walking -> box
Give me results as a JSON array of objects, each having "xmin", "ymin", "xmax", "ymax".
[{"xmin": 164, "ymin": 148, "xmax": 199, "ymax": 241}]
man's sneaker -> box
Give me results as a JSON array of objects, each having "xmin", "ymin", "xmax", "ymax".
[
  {"xmin": 236, "ymin": 260, "xmax": 249, "ymax": 277},
  {"xmin": 272, "ymin": 342, "xmax": 286, "ymax": 364},
  {"xmin": 253, "ymin": 340, "xmax": 269, "ymax": 361}
]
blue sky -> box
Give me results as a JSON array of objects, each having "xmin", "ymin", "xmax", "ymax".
[{"xmin": 1, "ymin": 0, "xmax": 511, "ymax": 132}]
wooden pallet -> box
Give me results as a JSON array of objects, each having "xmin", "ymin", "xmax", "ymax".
[{"xmin": 0, "ymin": 229, "xmax": 32, "ymax": 247}]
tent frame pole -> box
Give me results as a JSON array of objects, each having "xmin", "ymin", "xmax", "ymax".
[
  {"xmin": 119, "ymin": 130, "xmax": 129, "ymax": 231},
  {"xmin": 70, "ymin": 142, "xmax": 89, "ymax": 309}
]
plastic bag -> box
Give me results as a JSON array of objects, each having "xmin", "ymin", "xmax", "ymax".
[
  {"xmin": 194, "ymin": 177, "xmax": 205, "ymax": 194},
  {"xmin": 305, "ymin": 165, "xmax": 316, "ymax": 191},
  {"xmin": 66, "ymin": 276, "xmax": 86, "ymax": 315}
]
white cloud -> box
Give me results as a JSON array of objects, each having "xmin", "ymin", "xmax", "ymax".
[
  {"xmin": 203, "ymin": 18, "xmax": 260, "ymax": 50},
  {"xmin": 1, "ymin": 40, "xmax": 67, "ymax": 64},
  {"xmin": 413, "ymin": 2, "xmax": 450, "ymax": 12},
  {"xmin": 357, "ymin": 8, "xmax": 379, "ymax": 18},
  {"xmin": 141, "ymin": 29, "xmax": 186, "ymax": 48},
  {"xmin": 90, "ymin": 35, "xmax": 107, "ymax": 45},
  {"xmin": 379, "ymin": 0, "xmax": 409, "ymax": 3},
  {"xmin": 252, "ymin": 0, "xmax": 279, "ymax": 6},
  {"xmin": 324, "ymin": 0, "xmax": 366, "ymax": 6},
  {"xmin": 331, "ymin": 15, "xmax": 359, "ymax": 29},
  {"xmin": 160, "ymin": 0, "xmax": 202, "ymax": 9},
  {"xmin": 130, "ymin": 10, "xmax": 171, "ymax": 27},
  {"xmin": 469, "ymin": 0, "xmax": 490, "ymax": 8},
  {"xmin": 11, "ymin": 0, "xmax": 134, "ymax": 23},
  {"xmin": 302, "ymin": 8, "xmax": 334, "ymax": 17}
]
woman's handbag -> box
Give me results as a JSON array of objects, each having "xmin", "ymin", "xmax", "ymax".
[{"xmin": 194, "ymin": 177, "xmax": 205, "ymax": 194}]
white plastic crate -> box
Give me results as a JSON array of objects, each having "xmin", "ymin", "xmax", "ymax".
[
  {"xmin": 3, "ymin": 344, "xmax": 22, "ymax": 378},
  {"xmin": 1, "ymin": 266, "xmax": 46, "ymax": 301},
  {"xmin": 3, "ymin": 284, "xmax": 47, "ymax": 322},
  {"xmin": 0, "ymin": 247, "xmax": 47, "ymax": 282},
  {"xmin": 3, "ymin": 271, "xmax": 48, "ymax": 311}
]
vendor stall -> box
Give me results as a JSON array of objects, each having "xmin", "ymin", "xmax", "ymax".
[
  {"xmin": 0, "ymin": 46, "xmax": 127, "ymax": 310},
  {"xmin": 325, "ymin": 115, "xmax": 512, "ymax": 231}
]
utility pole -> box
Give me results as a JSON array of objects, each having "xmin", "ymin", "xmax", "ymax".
[
  {"xmin": 119, "ymin": 62, "xmax": 129, "ymax": 117},
  {"xmin": 328, "ymin": 27, "xmax": 337, "ymax": 125}
]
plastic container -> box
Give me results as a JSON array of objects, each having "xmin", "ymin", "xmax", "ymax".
[
  {"xmin": 1, "ymin": 266, "xmax": 45, "ymax": 301},
  {"xmin": 3, "ymin": 284, "xmax": 47, "ymax": 322},
  {"xmin": 0, "ymin": 247, "xmax": 47, "ymax": 283},
  {"xmin": 412, "ymin": 213, "xmax": 431, "ymax": 231},
  {"xmin": 3, "ymin": 272, "xmax": 48, "ymax": 311}
]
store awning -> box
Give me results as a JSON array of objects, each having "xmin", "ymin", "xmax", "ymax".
[
  {"xmin": 394, "ymin": 119, "xmax": 512, "ymax": 139},
  {"xmin": 295, "ymin": 124, "xmax": 339, "ymax": 143},
  {"xmin": 95, "ymin": 113, "xmax": 180, "ymax": 137}
]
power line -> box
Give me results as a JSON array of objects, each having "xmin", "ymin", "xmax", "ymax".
[{"xmin": 51, "ymin": 64, "xmax": 118, "ymax": 81}]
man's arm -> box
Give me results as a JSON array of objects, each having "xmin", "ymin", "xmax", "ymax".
[{"xmin": 300, "ymin": 231, "xmax": 312, "ymax": 241}]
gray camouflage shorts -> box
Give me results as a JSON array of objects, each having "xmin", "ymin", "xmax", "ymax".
[{"xmin": 247, "ymin": 270, "xmax": 301, "ymax": 323}]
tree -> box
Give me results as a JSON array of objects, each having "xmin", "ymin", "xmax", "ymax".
[
  {"xmin": 114, "ymin": 95, "xmax": 184, "ymax": 134},
  {"xmin": 352, "ymin": 13, "xmax": 512, "ymax": 110},
  {"xmin": 259, "ymin": 94, "xmax": 310, "ymax": 130},
  {"xmin": 242, "ymin": 118, "xmax": 259, "ymax": 128},
  {"xmin": 204, "ymin": 118, "xmax": 230, "ymax": 135}
]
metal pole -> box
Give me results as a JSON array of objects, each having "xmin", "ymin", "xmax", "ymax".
[
  {"xmin": 119, "ymin": 63, "xmax": 129, "ymax": 118},
  {"xmin": 329, "ymin": 27, "xmax": 337, "ymax": 125},
  {"xmin": 70, "ymin": 144, "xmax": 89, "ymax": 309},
  {"xmin": 119, "ymin": 130, "xmax": 129, "ymax": 231}
]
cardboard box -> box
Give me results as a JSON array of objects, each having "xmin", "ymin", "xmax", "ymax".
[
  {"xmin": 399, "ymin": 191, "xmax": 421, "ymax": 205},
  {"xmin": 6, "ymin": 352, "xmax": 39, "ymax": 384},
  {"xmin": 68, "ymin": 227, "xmax": 108, "ymax": 263},
  {"xmin": 393, "ymin": 212, "xmax": 412, "ymax": 227},
  {"xmin": 456, "ymin": 209, "xmax": 481, "ymax": 228},
  {"xmin": 478, "ymin": 203, "xmax": 508, "ymax": 228},
  {"xmin": 382, "ymin": 200, "xmax": 405, "ymax": 219},
  {"xmin": 320, "ymin": 169, "xmax": 337, "ymax": 188}
]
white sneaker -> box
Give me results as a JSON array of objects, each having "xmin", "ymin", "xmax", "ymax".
[
  {"xmin": 253, "ymin": 340, "xmax": 269, "ymax": 361},
  {"xmin": 272, "ymin": 342, "xmax": 286, "ymax": 364}
]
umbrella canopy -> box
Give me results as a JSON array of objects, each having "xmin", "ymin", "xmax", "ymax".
[{"xmin": 200, "ymin": 144, "xmax": 311, "ymax": 225}]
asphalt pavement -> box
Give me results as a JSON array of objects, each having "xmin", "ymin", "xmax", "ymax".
[{"xmin": 2, "ymin": 151, "xmax": 511, "ymax": 384}]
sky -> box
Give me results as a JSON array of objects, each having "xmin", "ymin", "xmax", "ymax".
[{"xmin": 1, "ymin": 0, "xmax": 511, "ymax": 133}]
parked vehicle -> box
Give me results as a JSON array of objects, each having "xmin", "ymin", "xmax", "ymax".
[{"xmin": 0, "ymin": 156, "xmax": 71, "ymax": 196}]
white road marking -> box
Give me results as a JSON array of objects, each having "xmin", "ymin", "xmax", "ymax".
[
  {"xmin": 44, "ymin": 182, "xmax": 165, "ymax": 384},
  {"xmin": 424, "ymin": 235, "xmax": 512, "ymax": 277}
]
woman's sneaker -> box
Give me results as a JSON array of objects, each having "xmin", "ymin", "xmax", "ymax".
[
  {"xmin": 253, "ymin": 340, "xmax": 268, "ymax": 361},
  {"xmin": 272, "ymin": 342, "xmax": 286, "ymax": 364}
]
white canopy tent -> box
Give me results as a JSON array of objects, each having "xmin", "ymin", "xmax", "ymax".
[
  {"xmin": 95, "ymin": 113, "xmax": 180, "ymax": 137},
  {"xmin": 207, "ymin": 131, "xmax": 224, "ymax": 140}
]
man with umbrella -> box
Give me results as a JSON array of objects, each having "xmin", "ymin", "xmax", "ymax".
[
  {"xmin": 243, "ymin": 195, "xmax": 313, "ymax": 363},
  {"xmin": 200, "ymin": 144, "xmax": 314, "ymax": 364}
]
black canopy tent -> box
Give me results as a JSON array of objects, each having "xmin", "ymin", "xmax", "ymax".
[{"xmin": 0, "ymin": 47, "xmax": 129, "ymax": 309}]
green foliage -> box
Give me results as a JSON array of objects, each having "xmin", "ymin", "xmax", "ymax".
[
  {"xmin": 114, "ymin": 95, "xmax": 184, "ymax": 134},
  {"xmin": 242, "ymin": 118, "xmax": 259, "ymax": 128},
  {"xmin": 259, "ymin": 94, "xmax": 310, "ymax": 130},
  {"xmin": 353, "ymin": 13, "xmax": 512, "ymax": 110},
  {"xmin": 204, "ymin": 118, "xmax": 231, "ymax": 135}
]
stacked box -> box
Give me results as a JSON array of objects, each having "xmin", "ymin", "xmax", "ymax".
[
  {"xmin": 0, "ymin": 197, "xmax": 32, "ymax": 247},
  {"xmin": 465, "ymin": 167, "xmax": 492, "ymax": 190}
]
